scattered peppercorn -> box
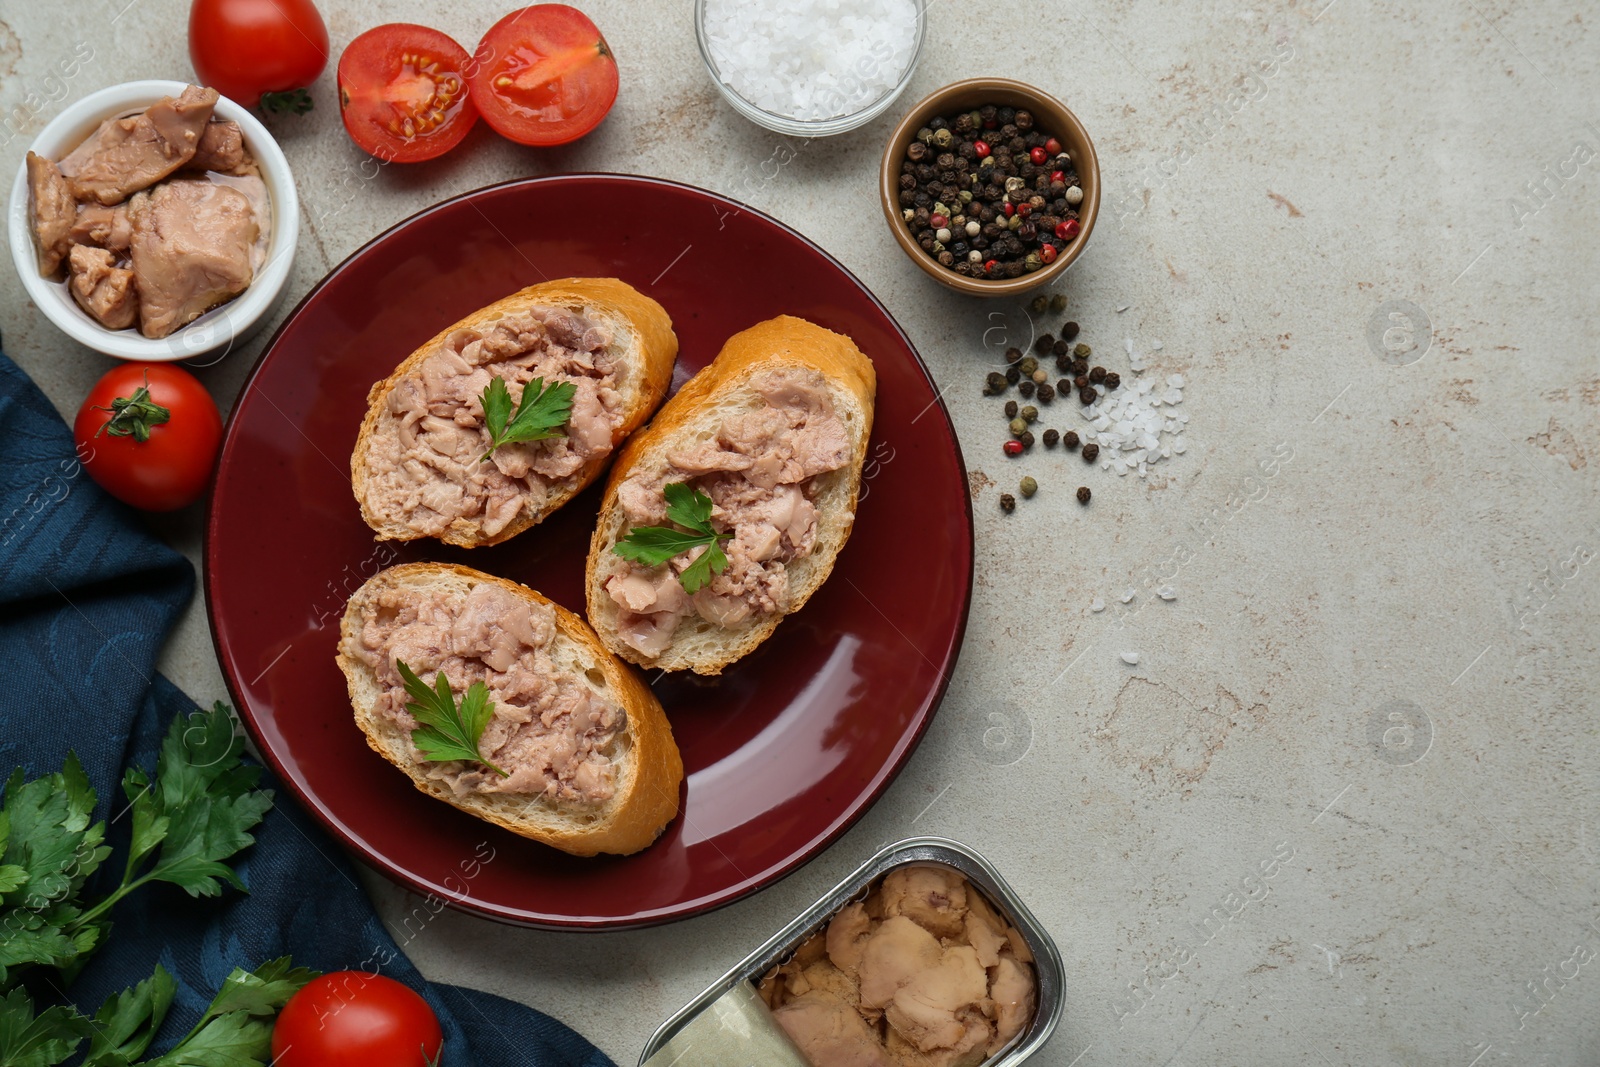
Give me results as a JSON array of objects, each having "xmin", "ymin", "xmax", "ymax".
[
  {"xmin": 985, "ymin": 371, "xmax": 1007, "ymax": 394},
  {"xmin": 1057, "ymin": 378, "xmax": 1073, "ymax": 395},
  {"xmin": 1004, "ymin": 399, "xmax": 1019, "ymax": 418},
  {"xmin": 1050, "ymin": 294, "xmax": 1068, "ymax": 313},
  {"xmin": 1021, "ymin": 405, "xmax": 1038, "ymax": 423},
  {"xmin": 1020, "ymin": 476, "xmax": 1038, "ymax": 498},
  {"xmin": 1018, "ymin": 356, "xmax": 1038, "ymax": 376},
  {"xmin": 1018, "ymin": 380, "xmax": 1035, "ymax": 398},
  {"xmin": 1036, "ymin": 382, "xmax": 1055, "ymax": 403},
  {"xmin": 1080, "ymin": 386, "xmax": 1097, "ymax": 404},
  {"xmin": 1082, "ymin": 442, "xmax": 1100, "ymax": 461},
  {"xmin": 1062, "ymin": 321, "xmax": 1080, "ymax": 340},
  {"xmin": 1006, "ymin": 366, "xmax": 1021, "ymax": 385},
  {"xmin": 1030, "ymin": 295, "xmax": 1049, "ymax": 314},
  {"xmin": 1003, "ymin": 440, "xmax": 1023, "ymax": 456},
  {"xmin": 1018, "ymin": 430, "xmax": 1036, "ymax": 449},
  {"xmin": 1033, "ymin": 334, "xmax": 1053, "ymax": 355},
  {"xmin": 1074, "ymin": 343, "xmax": 1090, "ymax": 357},
  {"xmin": 1089, "ymin": 366, "xmax": 1106, "ymax": 384},
  {"xmin": 1009, "ymin": 417, "xmax": 1028, "ymax": 436},
  {"xmin": 1031, "ymin": 368, "xmax": 1048, "ymax": 384},
  {"xmin": 1104, "ymin": 372, "xmax": 1121, "ymax": 390},
  {"xmin": 1077, "ymin": 486, "xmax": 1091, "ymax": 504},
  {"xmin": 1000, "ymin": 493, "xmax": 1016, "ymax": 512},
  {"xmin": 1063, "ymin": 430, "xmax": 1080, "ymax": 450},
  {"xmin": 1051, "ymin": 338, "xmax": 1070, "ymax": 357},
  {"xmin": 1005, "ymin": 346, "xmax": 1023, "ymax": 364},
  {"xmin": 1043, "ymin": 428, "xmax": 1060, "ymax": 447}
]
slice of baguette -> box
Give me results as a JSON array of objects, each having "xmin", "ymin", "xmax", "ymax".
[
  {"xmin": 337, "ymin": 562, "xmax": 683, "ymax": 857},
  {"xmin": 352, "ymin": 277, "xmax": 678, "ymax": 548},
  {"xmin": 585, "ymin": 315, "xmax": 877, "ymax": 675}
]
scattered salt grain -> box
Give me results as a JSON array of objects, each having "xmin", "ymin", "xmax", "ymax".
[
  {"xmin": 1156, "ymin": 585, "xmax": 1176, "ymax": 600},
  {"xmin": 1119, "ymin": 588, "xmax": 1136, "ymax": 603},
  {"xmin": 1117, "ymin": 304, "xmax": 1131, "ymax": 312},
  {"xmin": 1091, "ymin": 596, "xmax": 1105, "ymax": 612},
  {"xmin": 1121, "ymin": 651, "xmax": 1141, "ymax": 665},
  {"xmin": 703, "ymin": 0, "xmax": 919, "ymax": 121}
]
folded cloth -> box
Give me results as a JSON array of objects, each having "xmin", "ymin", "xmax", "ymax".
[{"xmin": 0, "ymin": 351, "xmax": 614, "ymax": 1067}]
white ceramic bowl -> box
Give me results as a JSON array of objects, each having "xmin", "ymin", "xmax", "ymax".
[{"xmin": 7, "ymin": 79, "xmax": 298, "ymax": 362}]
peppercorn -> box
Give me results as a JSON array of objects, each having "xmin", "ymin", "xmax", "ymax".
[
  {"xmin": 1021, "ymin": 405, "xmax": 1038, "ymax": 423},
  {"xmin": 1050, "ymin": 294, "xmax": 1067, "ymax": 313},
  {"xmin": 1018, "ymin": 380, "xmax": 1035, "ymax": 398},
  {"xmin": 1000, "ymin": 493, "xmax": 1016, "ymax": 512},
  {"xmin": 1104, "ymin": 372, "xmax": 1121, "ymax": 390},
  {"xmin": 1030, "ymin": 295, "xmax": 1049, "ymax": 314},
  {"xmin": 1089, "ymin": 366, "xmax": 1106, "ymax": 384},
  {"xmin": 1030, "ymin": 369, "xmax": 1047, "ymax": 385},
  {"xmin": 1018, "ymin": 356, "xmax": 1038, "ymax": 376},
  {"xmin": 1074, "ymin": 343, "xmax": 1090, "ymax": 357},
  {"xmin": 985, "ymin": 371, "xmax": 1007, "ymax": 394},
  {"xmin": 1057, "ymin": 378, "xmax": 1072, "ymax": 395},
  {"xmin": 1080, "ymin": 386, "xmax": 1097, "ymax": 404},
  {"xmin": 980, "ymin": 105, "xmax": 998, "ymax": 125},
  {"xmin": 1043, "ymin": 428, "xmax": 1060, "ymax": 447},
  {"xmin": 1005, "ymin": 346, "xmax": 1023, "ymax": 364},
  {"xmin": 916, "ymin": 126, "xmax": 934, "ymax": 144},
  {"xmin": 932, "ymin": 128, "xmax": 953, "ymax": 148},
  {"xmin": 1001, "ymin": 401, "xmax": 1016, "ymax": 419},
  {"xmin": 1018, "ymin": 430, "xmax": 1035, "ymax": 449},
  {"xmin": 1074, "ymin": 375, "xmax": 1088, "ymax": 390},
  {"xmin": 1052, "ymin": 339, "xmax": 1070, "ymax": 357},
  {"xmin": 1005, "ymin": 366, "xmax": 1021, "ymax": 385},
  {"xmin": 1082, "ymin": 442, "xmax": 1100, "ymax": 461},
  {"xmin": 953, "ymin": 112, "xmax": 975, "ymax": 134},
  {"xmin": 1077, "ymin": 486, "xmax": 1091, "ymax": 504},
  {"xmin": 1036, "ymin": 382, "xmax": 1055, "ymax": 403},
  {"xmin": 1032, "ymin": 335, "xmax": 1053, "ymax": 355},
  {"xmin": 907, "ymin": 141, "xmax": 929, "ymax": 162},
  {"xmin": 1009, "ymin": 417, "xmax": 1028, "ymax": 436},
  {"xmin": 1063, "ymin": 430, "xmax": 1080, "ymax": 450},
  {"xmin": 1071, "ymin": 358, "xmax": 1088, "ymax": 377},
  {"xmin": 1065, "ymin": 185, "xmax": 1084, "ymax": 206},
  {"xmin": 1020, "ymin": 476, "xmax": 1038, "ymax": 498},
  {"xmin": 1062, "ymin": 321, "xmax": 1080, "ymax": 340},
  {"xmin": 1015, "ymin": 109, "xmax": 1034, "ymax": 130}
]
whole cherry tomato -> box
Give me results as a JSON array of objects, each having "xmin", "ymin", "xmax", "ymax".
[
  {"xmin": 188, "ymin": 0, "xmax": 330, "ymax": 112},
  {"xmin": 73, "ymin": 363, "xmax": 222, "ymax": 512},
  {"xmin": 271, "ymin": 972, "xmax": 443, "ymax": 1067}
]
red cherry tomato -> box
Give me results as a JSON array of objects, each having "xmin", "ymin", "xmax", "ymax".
[
  {"xmin": 271, "ymin": 972, "xmax": 442, "ymax": 1067},
  {"xmin": 72, "ymin": 364, "xmax": 222, "ymax": 513},
  {"xmin": 468, "ymin": 5, "xmax": 619, "ymax": 146},
  {"xmin": 188, "ymin": 0, "xmax": 330, "ymax": 111},
  {"xmin": 338, "ymin": 24, "xmax": 479, "ymax": 163}
]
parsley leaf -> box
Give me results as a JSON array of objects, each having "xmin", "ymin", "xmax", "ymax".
[
  {"xmin": 0, "ymin": 987, "xmax": 92, "ymax": 1067},
  {"xmin": 612, "ymin": 482, "xmax": 732, "ymax": 595},
  {"xmin": 81, "ymin": 966, "xmax": 177, "ymax": 1066},
  {"xmin": 396, "ymin": 662, "xmax": 508, "ymax": 777},
  {"xmin": 479, "ymin": 376, "xmax": 576, "ymax": 462}
]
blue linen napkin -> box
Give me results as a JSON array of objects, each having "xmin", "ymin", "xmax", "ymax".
[{"xmin": 0, "ymin": 350, "xmax": 614, "ymax": 1067}]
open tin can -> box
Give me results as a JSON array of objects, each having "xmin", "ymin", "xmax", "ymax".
[{"xmin": 640, "ymin": 836, "xmax": 1065, "ymax": 1066}]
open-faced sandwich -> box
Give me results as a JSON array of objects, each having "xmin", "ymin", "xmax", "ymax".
[
  {"xmin": 352, "ymin": 277, "xmax": 677, "ymax": 547},
  {"xmin": 337, "ymin": 562, "xmax": 683, "ymax": 856},
  {"xmin": 586, "ymin": 315, "xmax": 877, "ymax": 675}
]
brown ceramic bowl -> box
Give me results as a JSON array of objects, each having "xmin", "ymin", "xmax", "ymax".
[{"xmin": 880, "ymin": 78, "xmax": 1099, "ymax": 297}]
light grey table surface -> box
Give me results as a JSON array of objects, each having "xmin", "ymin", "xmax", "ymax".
[{"xmin": 3, "ymin": 1, "xmax": 1597, "ymax": 1064}]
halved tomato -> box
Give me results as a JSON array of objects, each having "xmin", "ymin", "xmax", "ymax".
[
  {"xmin": 468, "ymin": 5, "xmax": 619, "ymax": 147},
  {"xmin": 337, "ymin": 24, "xmax": 478, "ymax": 163}
]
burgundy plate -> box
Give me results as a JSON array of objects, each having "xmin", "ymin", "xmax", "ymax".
[{"xmin": 205, "ymin": 175, "xmax": 973, "ymax": 928}]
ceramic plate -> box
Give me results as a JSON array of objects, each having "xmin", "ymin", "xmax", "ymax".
[{"xmin": 206, "ymin": 175, "xmax": 973, "ymax": 928}]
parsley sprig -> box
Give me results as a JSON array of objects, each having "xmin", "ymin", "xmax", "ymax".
[
  {"xmin": 396, "ymin": 662, "xmax": 508, "ymax": 778},
  {"xmin": 479, "ymin": 376, "xmax": 576, "ymax": 462},
  {"xmin": 613, "ymin": 482, "xmax": 732, "ymax": 595}
]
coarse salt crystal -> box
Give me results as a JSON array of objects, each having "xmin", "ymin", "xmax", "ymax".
[
  {"xmin": 1120, "ymin": 588, "xmax": 1136, "ymax": 603},
  {"xmin": 704, "ymin": 0, "xmax": 919, "ymax": 121},
  {"xmin": 1173, "ymin": 438, "xmax": 1187, "ymax": 453},
  {"xmin": 1167, "ymin": 374, "xmax": 1184, "ymax": 387},
  {"xmin": 1121, "ymin": 651, "xmax": 1141, "ymax": 664},
  {"xmin": 1156, "ymin": 585, "xmax": 1176, "ymax": 600},
  {"xmin": 1091, "ymin": 596, "xmax": 1105, "ymax": 612}
]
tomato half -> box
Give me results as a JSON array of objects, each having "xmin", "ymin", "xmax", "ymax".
[
  {"xmin": 271, "ymin": 972, "xmax": 442, "ymax": 1067},
  {"xmin": 72, "ymin": 364, "xmax": 223, "ymax": 513},
  {"xmin": 338, "ymin": 25, "xmax": 478, "ymax": 163},
  {"xmin": 189, "ymin": 0, "xmax": 330, "ymax": 111},
  {"xmin": 469, "ymin": 5, "xmax": 619, "ymax": 146}
]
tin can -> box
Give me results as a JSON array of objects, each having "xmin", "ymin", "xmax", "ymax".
[{"xmin": 640, "ymin": 836, "xmax": 1065, "ymax": 1065}]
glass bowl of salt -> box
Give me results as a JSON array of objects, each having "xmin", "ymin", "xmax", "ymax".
[{"xmin": 696, "ymin": 0, "xmax": 927, "ymax": 137}]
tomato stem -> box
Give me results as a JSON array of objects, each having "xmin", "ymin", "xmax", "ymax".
[{"xmin": 95, "ymin": 374, "xmax": 171, "ymax": 443}]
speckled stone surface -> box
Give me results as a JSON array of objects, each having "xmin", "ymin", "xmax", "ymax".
[{"xmin": 3, "ymin": 2, "xmax": 1598, "ymax": 1064}]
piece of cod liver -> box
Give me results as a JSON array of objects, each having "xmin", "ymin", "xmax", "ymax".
[
  {"xmin": 128, "ymin": 178, "xmax": 258, "ymax": 339},
  {"xmin": 59, "ymin": 85, "xmax": 217, "ymax": 206}
]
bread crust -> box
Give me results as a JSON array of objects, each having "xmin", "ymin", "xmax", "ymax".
[
  {"xmin": 337, "ymin": 562, "xmax": 683, "ymax": 857},
  {"xmin": 585, "ymin": 315, "xmax": 877, "ymax": 674},
  {"xmin": 351, "ymin": 277, "xmax": 678, "ymax": 548}
]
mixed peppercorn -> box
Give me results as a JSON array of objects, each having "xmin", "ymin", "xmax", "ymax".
[
  {"xmin": 897, "ymin": 105, "xmax": 1083, "ymax": 279},
  {"xmin": 987, "ymin": 292, "xmax": 1116, "ymax": 512}
]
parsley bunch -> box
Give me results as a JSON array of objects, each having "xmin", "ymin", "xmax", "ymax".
[
  {"xmin": 0, "ymin": 703, "xmax": 315, "ymax": 1067},
  {"xmin": 612, "ymin": 482, "xmax": 732, "ymax": 595}
]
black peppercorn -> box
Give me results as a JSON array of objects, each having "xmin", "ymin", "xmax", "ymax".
[
  {"xmin": 1018, "ymin": 221, "xmax": 1037, "ymax": 241},
  {"xmin": 980, "ymin": 105, "xmax": 998, "ymax": 125},
  {"xmin": 953, "ymin": 112, "xmax": 975, "ymax": 134},
  {"xmin": 929, "ymin": 115, "xmax": 948, "ymax": 130},
  {"xmin": 1015, "ymin": 109, "xmax": 1034, "ymax": 130},
  {"xmin": 1005, "ymin": 346, "xmax": 1023, "ymax": 364},
  {"xmin": 937, "ymin": 152, "xmax": 955, "ymax": 169},
  {"xmin": 1057, "ymin": 378, "xmax": 1073, "ymax": 395},
  {"xmin": 1000, "ymin": 493, "xmax": 1016, "ymax": 513},
  {"xmin": 919, "ymin": 237, "xmax": 935, "ymax": 253},
  {"xmin": 1005, "ymin": 366, "xmax": 1021, "ymax": 385},
  {"xmin": 1063, "ymin": 430, "xmax": 1080, "ymax": 450},
  {"xmin": 1071, "ymin": 358, "xmax": 1089, "ymax": 377},
  {"xmin": 1036, "ymin": 382, "xmax": 1055, "ymax": 403},
  {"xmin": 1080, "ymin": 386, "xmax": 1097, "ymax": 404},
  {"xmin": 937, "ymin": 251, "xmax": 955, "ymax": 266},
  {"xmin": 1052, "ymin": 339, "xmax": 1070, "ymax": 357},
  {"xmin": 899, "ymin": 173, "xmax": 916, "ymax": 191},
  {"xmin": 900, "ymin": 190, "xmax": 917, "ymax": 207},
  {"xmin": 1004, "ymin": 399, "xmax": 1018, "ymax": 418},
  {"xmin": 985, "ymin": 371, "xmax": 1007, "ymax": 394},
  {"xmin": 1089, "ymin": 366, "xmax": 1107, "ymax": 384},
  {"xmin": 1034, "ymin": 333, "xmax": 1054, "ymax": 354},
  {"xmin": 1019, "ymin": 430, "xmax": 1035, "ymax": 449},
  {"xmin": 1062, "ymin": 321, "xmax": 1080, "ymax": 340},
  {"xmin": 1077, "ymin": 486, "xmax": 1091, "ymax": 504},
  {"xmin": 1104, "ymin": 372, "xmax": 1121, "ymax": 389},
  {"xmin": 1074, "ymin": 375, "xmax": 1088, "ymax": 390},
  {"xmin": 1082, "ymin": 442, "xmax": 1100, "ymax": 461},
  {"xmin": 1018, "ymin": 380, "xmax": 1036, "ymax": 398},
  {"xmin": 907, "ymin": 141, "xmax": 929, "ymax": 162},
  {"xmin": 1043, "ymin": 428, "xmax": 1060, "ymax": 447}
]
